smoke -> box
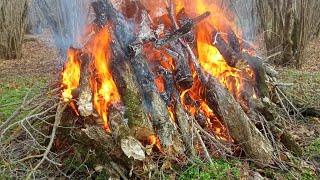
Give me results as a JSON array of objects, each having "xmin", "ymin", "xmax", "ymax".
[
  {"xmin": 28, "ymin": 0, "xmax": 93, "ymax": 58},
  {"xmin": 231, "ymin": 0, "xmax": 257, "ymax": 41}
]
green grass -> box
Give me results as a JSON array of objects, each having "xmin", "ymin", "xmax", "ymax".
[
  {"xmin": 0, "ymin": 75, "xmax": 48, "ymax": 121},
  {"xmin": 278, "ymin": 68, "xmax": 320, "ymax": 108},
  {"xmin": 178, "ymin": 159, "xmax": 240, "ymax": 180},
  {"xmin": 307, "ymin": 137, "xmax": 320, "ymax": 158}
]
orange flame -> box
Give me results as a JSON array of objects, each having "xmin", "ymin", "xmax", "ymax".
[
  {"xmin": 148, "ymin": 135, "xmax": 163, "ymax": 151},
  {"xmin": 61, "ymin": 49, "xmax": 81, "ymax": 102},
  {"xmin": 88, "ymin": 26, "xmax": 121, "ymax": 132}
]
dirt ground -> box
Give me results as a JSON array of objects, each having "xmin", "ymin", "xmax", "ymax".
[{"xmin": 0, "ymin": 30, "xmax": 61, "ymax": 79}]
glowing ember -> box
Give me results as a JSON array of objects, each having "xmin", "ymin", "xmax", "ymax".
[
  {"xmin": 61, "ymin": 49, "xmax": 81, "ymax": 102},
  {"xmin": 155, "ymin": 76, "xmax": 165, "ymax": 93},
  {"xmin": 88, "ymin": 26, "xmax": 121, "ymax": 132}
]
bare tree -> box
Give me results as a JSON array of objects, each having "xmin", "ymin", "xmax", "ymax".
[
  {"xmin": 0, "ymin": 0, "xmax": 28, "ymax": 59},
  {"xmin": 255, "ymin": 0, "xmax": 320, "ymax": 68}
]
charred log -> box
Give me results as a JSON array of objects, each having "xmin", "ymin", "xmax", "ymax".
[
  {"xmin": 129, "ymin": 48, "xmax": 175, "ymax": 147},
  {"xmin": 154, "ymin": 20, "xmax": 193, "ymax": 48},
  {"xmin": 243, "ymin": 52, "xmax": 269, "ymax": 98},
  {"xmin": 227, "ymin": 28, "xmax": 241, "ymax": 53},
  {"xmin": 92, "ymin": 0, "xmax": 135, "ymax": 54},
  {"xmin": 212, "ymin": 30, "xmax": 247, "ymax": 69},
  {"xmin": 169, "ymin": 45, "xmax": 194, "ymax": 90}
]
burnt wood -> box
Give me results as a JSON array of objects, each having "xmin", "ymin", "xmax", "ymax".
[
  {"xmin": 212, "ymin": 30, "xmax": 247, "ymax": 68},
  {"xmin": 227, "ymin": 28, "xmax": 241, "ymax": 53}
]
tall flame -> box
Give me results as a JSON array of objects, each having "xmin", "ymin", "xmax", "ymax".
[
  {"xmin": 61, "ymin": 49, "xmax": 81, "ymax": 102},
  {"xmin": 88, "ymin": 26, "xmax": 121, "ymax": 132},
  {"xmin": 174, "ymin": 0, "xmax": 253, "ymax": 100}
]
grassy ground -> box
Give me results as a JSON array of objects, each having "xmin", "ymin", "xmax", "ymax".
[
  {"xmin": 0, "ymin": 75, "xmax": 49, "ymax": 121},
  {"xmin": 279, "ymin": 68, "xmax": 320, "ymax": 109}
]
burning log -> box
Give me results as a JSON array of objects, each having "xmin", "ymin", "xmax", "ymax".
[
  {"xmin": 204, "ymin": 76, "xmax": 273, "ymax": 164},
  {"xmin": 92, "ymin": 0, "xmax": 135, "ymax": 54},
  {"xmin": 227, "ymin": 28, "xmax": 241, "ymax": 53},
  {"xmin": 212, "ymin": 30, "xmax": 247, "ymax": 69},
  {"xmin": 110, "ymin": 58, "xmax": 154, "ymax": 141},
  {"xmin": 243, "ymin": 53, "xmax": 269, "ymax": 98},
  {"xmin": 77, "ymin": 53, "xmax": 94, "ymax": 117},
  {"xmin": 93, "ymin": 0, "xmax": 176, "ymax": 147},
  {"xmin": 129, "ymin": 47, "xmax": 176, "ymax": 147},
  {"xmin": 170, "ymin": 46, "xmax": 194, "ymax": 90}
]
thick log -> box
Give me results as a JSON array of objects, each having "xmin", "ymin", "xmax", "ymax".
[
  {"xmin": 243, "ymin": 52, "xmax": 269, "ymax": 98},
  {"xmin": 111, "ymin": 58, "xmax": 155, "ymax": 141},
  {"xmin": 77, "ymin": 53, "xmax": 94, "ymax": 117},
  {"xmin": 227, "ymin": 28, "xmax": 241, "ymax": 53},
  {"xmin": 169, "ymin": 45, "xmax": 194, "ymax": 90},
  {"xmin": 204, "ymin": 76, "xmax": 273, "ymax": 164},
  {"xmin": 174, "ymin": 100, "xmax": 196, "ymax": 157},
  {"xmin": 161, "ymin": 47, "xmax": 194, "ymax": 91},
  {"xmin": 129, "ymin": 49, "xmax": 176, "ymax": 147},
  {"xmin": 92, "ymin": 0, "xmax": 135, "ymax": 54}
]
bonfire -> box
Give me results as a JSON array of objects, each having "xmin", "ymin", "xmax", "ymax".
[{"xmin": 0, "ymin": 0, "xmax": 306, "ymax": 179}]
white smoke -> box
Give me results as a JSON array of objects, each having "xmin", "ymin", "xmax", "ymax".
[{"xmin": 28, "ymin": 0, "xmax": 94, "ymax": 57}]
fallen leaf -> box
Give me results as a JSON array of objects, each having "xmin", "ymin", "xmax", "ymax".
[
  {"xmin": 121, "ymin": 136, "xmax": 145, "ymax": 161},
  {"xmin": 161, "ymin": 160, "xmax": 172, "ymax": 170},
  {"xmin": 94, "ymin": 165, "xmax": 104, "ymax": 172},
  {"xmin": 280, "ymin": 153, "xmax": 288, "ymax": 161}
]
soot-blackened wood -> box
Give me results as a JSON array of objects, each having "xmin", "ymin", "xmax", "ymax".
[
  {"xmin": 212, "ymin": 30, "xmax": 247, "ymax": 69},
  {"xmin": 154, "ymin": 20, "xmax": 193, "ymax": 48},
  {"xmin": 77, "ymin": 53, "xmax": 94, "ymax": 117},
  {"xmin": 243, "ymin": 53, "xmax": 269, "ymax": 98},
  {"xmin": 227, "ymin": 28, "xmax": 241, "ymax": 53},
  {"xmin": 92, "ymin": 0, "xmax": 135, "ymax": 54},
  {"xmin": 169, "ymin": 44, "xmax": 194, "ymax": 90},
  {"xmin": 161, "ymin": 47, "xmax": 193, "ymax": 91},
  {"xmin": 129, "ymin": 48, "xmax": 176, "ymax": 147},
  {"xmin": 204, "ymin": 76, "xmax": 273, "ymax": 164},
  {"xmin": 154, "ymin": 66, "xmax": 175, "ymax": 106}
]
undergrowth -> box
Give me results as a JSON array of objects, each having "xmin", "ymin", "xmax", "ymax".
[{"xmin": 178, "ymin": 159, "xmax": 240, "ymax": 180}]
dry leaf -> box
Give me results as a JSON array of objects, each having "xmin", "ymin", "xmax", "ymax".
[
  {"xmin": 161, "ymin": 160, "xmax": 172, "ymax": 170},
  {"xmin": 279, "ymin": 153, "xmax": 288, "ymax": 161},
  {"xmin": 121, "ymin": 136, "xmax": 145, "ymax": 161},
  {"xmin": 94, "ymin": 165, "xmax": 104, "ymax": 172}
]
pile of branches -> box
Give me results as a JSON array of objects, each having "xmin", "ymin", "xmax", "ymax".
[{"xmin": 0, "ymin": 0, "xmax": 318, "ymax": 179}]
